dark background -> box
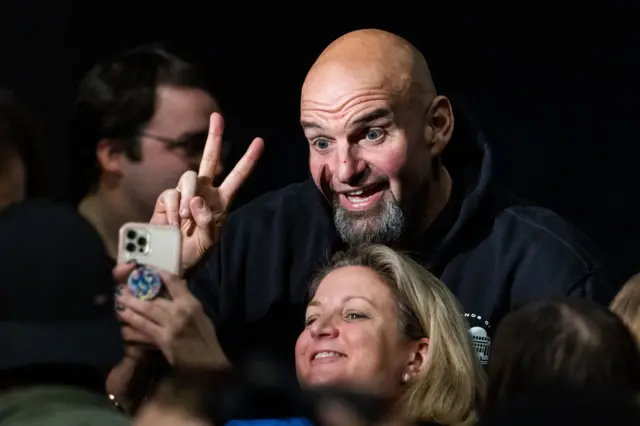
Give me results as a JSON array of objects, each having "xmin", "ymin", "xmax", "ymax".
[{"xmin": 1, "ymin": 1, "xmax": 637, "ymax": 285}]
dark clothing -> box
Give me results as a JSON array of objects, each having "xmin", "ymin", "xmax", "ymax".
[
  {"xmin": 189, "ymin": 118, "xmax": 609, "ymax": 369},
  {"xmin": 0, "ymin": 385, "xmax": 129, "ymax": 426},
  {"xmin": 226, "ymin": 420, "xmax": 312, "ymax": 426},
  {"xmin": 0, "ymin": 200, "xmax": 123, "ymax": 371}
]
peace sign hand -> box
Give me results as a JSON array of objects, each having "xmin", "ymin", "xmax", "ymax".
[{"xmin": 151, "ymin": 112, "xmax": 264, "ymax": 271}]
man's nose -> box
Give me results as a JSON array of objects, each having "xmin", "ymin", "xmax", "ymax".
[
  {"xmin": 335, "ymin": 144, "xmax": 366, "ymax": 185},
  {"xmin": 309, "ymin": 316, "xmax": 339, "ymax": 339}
]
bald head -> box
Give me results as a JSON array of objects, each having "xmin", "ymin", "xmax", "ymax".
[
  {"xmin": 300, "ymin": 30, "xmax": 455, "ymax": 247},
  {"xmin": 302, "ymin": 29, "xmax": 435, "ymax": 109}
]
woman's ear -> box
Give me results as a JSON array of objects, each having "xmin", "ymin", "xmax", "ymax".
[{"xmin": 406, "ymin": 337, "xmax": 430, "ymax": 376}]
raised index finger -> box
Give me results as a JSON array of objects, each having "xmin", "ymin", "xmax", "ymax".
[{"xmin": 198, "ymin": 112, "xmax": 224, "ymax": 185}]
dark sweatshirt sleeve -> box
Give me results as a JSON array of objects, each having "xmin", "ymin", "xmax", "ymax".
[
  {"xmin": 565, "ymin": 266, "xmax": 618, "ymax": 306},
  {"xmin": 507, "ymin": 222, "xmax": 613, "ymax": 311},
  {"xmin": 188, "ymin": 244, "xmax": 225, "ymax": 326},
  {"xmin": 188, "ymin": 211, "xmax": 245, "ymax": 328}
]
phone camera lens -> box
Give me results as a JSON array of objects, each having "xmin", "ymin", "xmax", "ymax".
[
  {"xmin": 137, "ymin": 237, "xmax": 147, "ymax": 247},
  {"xmin": 125, "ymin": 242, "xmax": 136, "ymax": 252},
  {"xmin": 126, "ymin": 230, "xmax": 137, "ymax": 240}
]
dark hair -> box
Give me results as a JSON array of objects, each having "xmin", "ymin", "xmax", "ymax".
[
  {"xmin": 151, "ymin": 366, "xmax": 388, "ymax": 426},
  {"xmin": 485, "ymin": 298, "xmax": 640, "ymax": 412},
  {"xmin": 0, "ymin": 89, "xmax": 43, "ymax": 197},
  {"xmin": 151, "ymin": 368, "xmax": 314, "ymax": 424},
  {"xmin": 479, "ymin": 385, "xmax": 640, "ymax": 426},
  {"xmin": 68, "ymin": 45, "xmax": 216, "ymax": 202}
]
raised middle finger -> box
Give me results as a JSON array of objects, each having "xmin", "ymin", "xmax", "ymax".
[{"xmin": 177, "ymin": 170, "xmax": 198, "ymax": 219}]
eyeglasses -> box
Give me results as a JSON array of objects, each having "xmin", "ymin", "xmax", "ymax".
[{"xmin": 139, "ymin": 131, "xmax": 209, "ymax": 158}]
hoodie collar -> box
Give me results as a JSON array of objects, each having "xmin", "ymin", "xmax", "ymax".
[{"xmin": 419, "ymin": 102, "xmax": 494, "ymax": 269}]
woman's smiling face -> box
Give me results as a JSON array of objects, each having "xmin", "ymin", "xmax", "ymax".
[{"xmin": 295, "ymin": 265, "xmax": 413, "ymax": 395}]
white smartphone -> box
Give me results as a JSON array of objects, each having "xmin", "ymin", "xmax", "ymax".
[{"xmin": 117, "ymin": 222, "xmax": 182, "ymax": 275}]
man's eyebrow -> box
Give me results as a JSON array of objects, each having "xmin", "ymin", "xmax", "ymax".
[
  {"xmin": 351, "ymin": 108, "xmax": 393, "ymax": 127},
  {"xmin": 300, "ymin": 108, "xmax": 393, "ymax": 132},
  {"xmin": 180, "ymin": 129, "xmax": 209, "ymax": 139},
  {"xmin": 300, "ymin": 120, "xmax": 323, "ymax": 131}
]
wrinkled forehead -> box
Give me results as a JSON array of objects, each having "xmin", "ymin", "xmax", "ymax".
[{"xmin": 301, "ymin": 61, "xmax": 409, "ymax": 113}]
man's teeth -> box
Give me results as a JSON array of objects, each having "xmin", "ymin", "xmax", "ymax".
[
  {"xmin": 347, "ymin": 193, "xmax": 373, "ymax": 202},
  {"xmin": 345, "ymin": 189, "xmax": 377, "ymax": 202},
  {"xmin": 313, "ymin": 351, "xmax": 344, "ymax": 360}
]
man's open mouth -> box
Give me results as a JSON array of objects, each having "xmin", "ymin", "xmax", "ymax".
[{"xmin": 339, "ymin": 183, "xmax": 387, "ymax": 211}]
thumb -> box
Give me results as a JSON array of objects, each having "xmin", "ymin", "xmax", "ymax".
[
  {"xmin": 190, "ymin": 196, "xmax": 214, "ymax": 234},
  {"xmin": 113, "ymin": 262, "xmax": 137, "ymax": 284},
  {"xmin": 156, "ymin": 268, "xmax": 188, "ymax": 298}
]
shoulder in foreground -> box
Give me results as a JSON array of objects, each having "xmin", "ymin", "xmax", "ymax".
[
  {"xmin": 492, "ymin": 192, "xmax": 603, "ymax": 270},
  {"xmin": 43, "ymin": 409, "xmax": 130, "ymax": 426}
]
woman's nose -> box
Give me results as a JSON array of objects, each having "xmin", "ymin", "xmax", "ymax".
[{"xmin": 309, "ymin": 316, "xmax": 339, "ymax": 339}]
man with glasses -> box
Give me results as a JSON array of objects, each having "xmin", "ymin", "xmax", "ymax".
[{"xmin": 72, "ymin": 45, "xmax": 224, "ymax": 260}]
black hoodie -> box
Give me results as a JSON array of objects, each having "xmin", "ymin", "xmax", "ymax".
[{"xmin": 189, "ymin": 110, "xmax": 610, "ymax": 370}]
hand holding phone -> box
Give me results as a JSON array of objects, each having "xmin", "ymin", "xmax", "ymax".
[
  {"xmin": 117, "ymin": 223, "xmax": 182, "ymax": 300},
  {"xmin": 115, "ymin": 264, "xmax": 230, "ymax": 368}
]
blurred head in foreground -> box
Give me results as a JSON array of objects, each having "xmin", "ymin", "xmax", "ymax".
[
  {"xmin": 485, "ymin": 298, "xmax": 640, "ymax": 412},
  {"xmin": 610, "ymin": 272, "xmax": 640, "ymax": 345},
  {"xmin": 135, "ymin": 367, "xmax": 388, "ymax": 426}
]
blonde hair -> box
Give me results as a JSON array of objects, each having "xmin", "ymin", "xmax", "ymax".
[
  {"xmin": 310, "ymin": 244, "xmax": 486, "ymax": 426},
  {"xmin": 610, "ymin": 273, "xmax": 640, "ymax": 345}
]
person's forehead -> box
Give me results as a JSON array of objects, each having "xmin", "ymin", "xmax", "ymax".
[
  {"xmin": 301, "ymin": 63, "xmax": 412, "ymax": 124},
  {"xmin": 302, "ymin": 62, "xmax": 397, "ymax": 103},
  {"xmin": 155, "ymin": 86, "xmax": 218, "ymax": 115},
  {"xmin": 147, "ymin": 86, "xmax": 217, "ymax": 134},
  {"xmin": 316, "ymin": 266, "xmax": 393, "ymax": 300}
]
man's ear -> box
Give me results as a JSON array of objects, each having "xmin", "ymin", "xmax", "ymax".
[
  {"xmin": 406, "ymin": 337, "xmax": 430, "ymax": 377},
  {"xmin": 424, "ymin": 95, "xmax": 454, "ymax": 158},
  {"xmin": 96, "ymin": 138, "xmax": 126, "ymax": 175}
]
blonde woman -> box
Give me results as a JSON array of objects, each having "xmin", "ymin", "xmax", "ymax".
[
  {"xmin": 610, "ymin": 273, "xmax": 640, "ymax": 345},
  {"xmin": 295, "ymin": 244, "xmax": 486, "ymax": 426}
]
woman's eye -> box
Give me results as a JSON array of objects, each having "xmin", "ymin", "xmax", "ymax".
[
  {"xmin": 304, "ymin": 317, "xmax": 316, "ymax": 326},
  {"xmin": 365, "ymin": 128, "xmax": 383, "ymax": 141},
  {"xmin": 345, "ymin": 312, "xmax": 366, "ymax": 320}
]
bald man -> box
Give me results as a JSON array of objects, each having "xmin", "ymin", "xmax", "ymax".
[{"xmin": 165, "ymin": 30, "xmax": 609, "ymax": 370}]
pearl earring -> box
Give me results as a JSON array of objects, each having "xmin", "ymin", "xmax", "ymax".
[{"xmin": 402, "ymin": 373, "xmax": 410, "ymax": 383}]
